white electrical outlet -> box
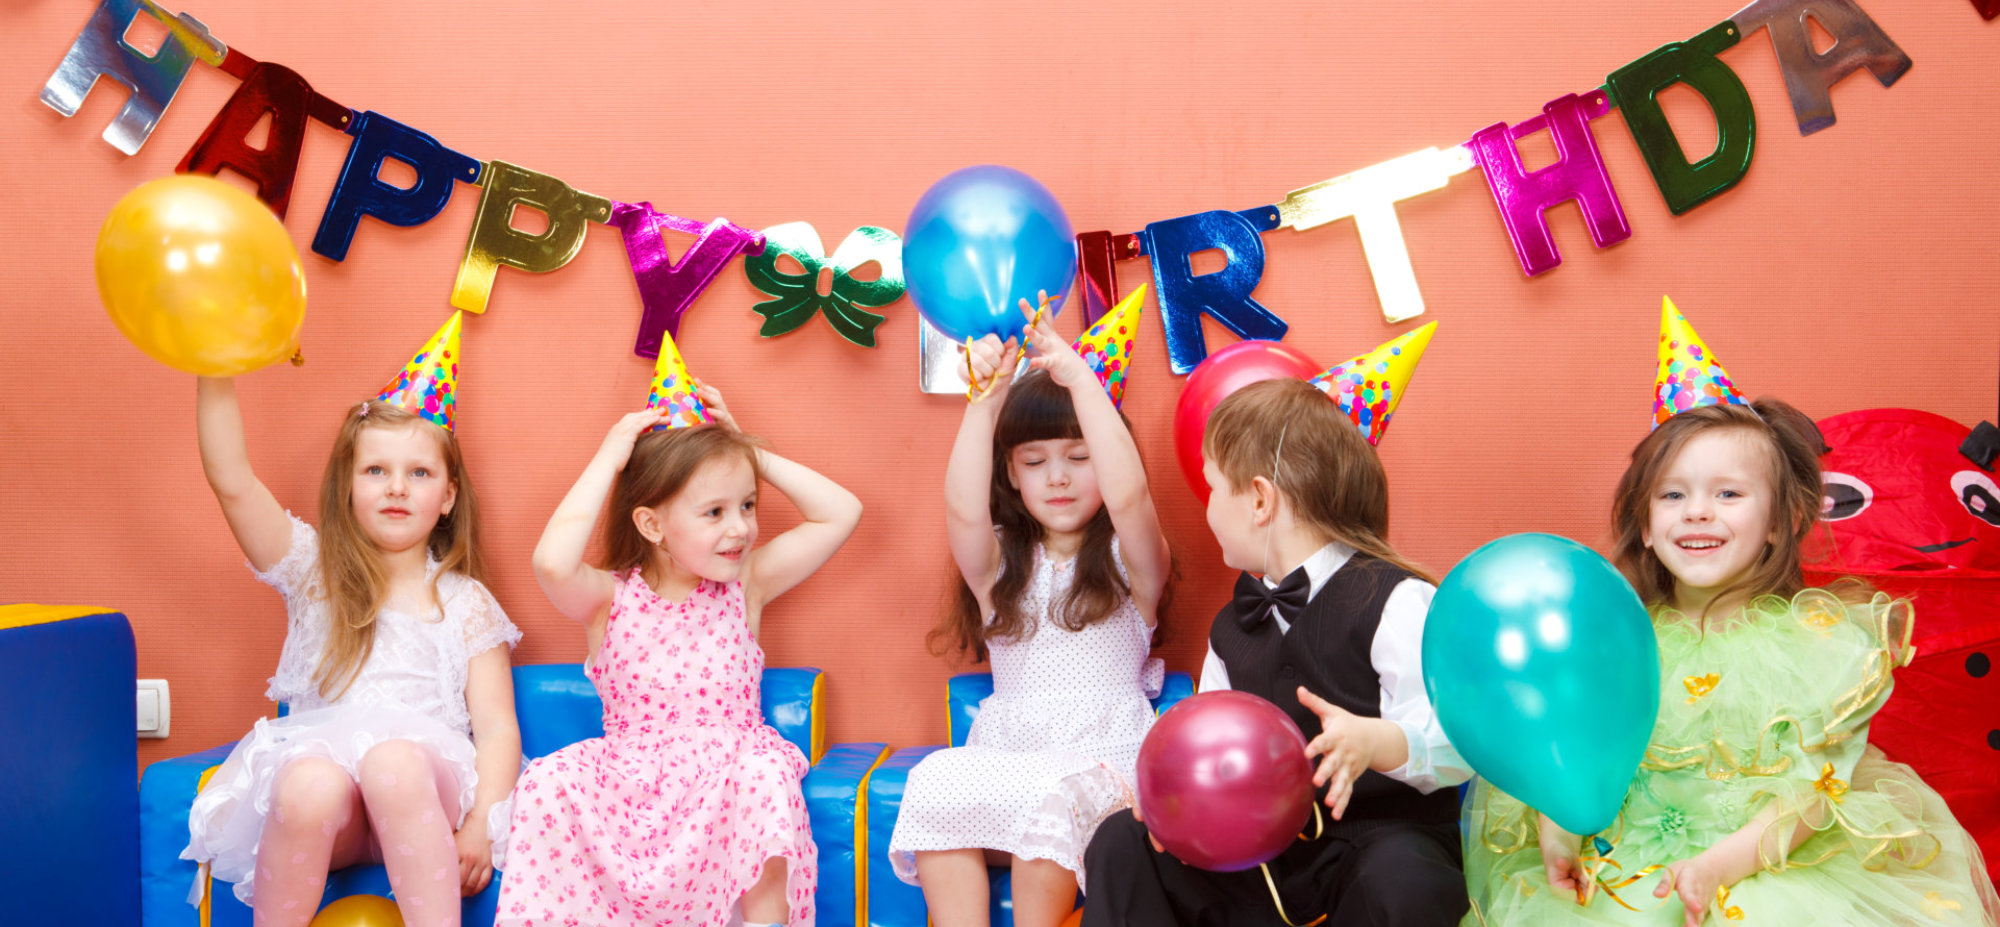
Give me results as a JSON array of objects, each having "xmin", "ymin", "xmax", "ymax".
[{"xmin": 137, "ymin": 679, "xmax": 170, "ymax": 739}]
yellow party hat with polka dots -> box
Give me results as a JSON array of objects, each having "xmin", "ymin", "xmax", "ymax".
[
  {"xmin": 1653, "ymin": 296, "xmax": 1747, "ymax": 429},
  {"xmin": 645, "ymin": 326, "xmax": 711, "ymax": 430},
  {"xmin": 1306, "ymin": 321, "xmax": 1436, "ymax": 446},
  {"xmin": 374, "ymin": 311, "xmax": 461, "ymax": 431}
]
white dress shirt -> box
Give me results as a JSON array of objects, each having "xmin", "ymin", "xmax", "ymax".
[{"xmin": 1198, "ymin": 541, "xmax": 1471, "ymax": 794}]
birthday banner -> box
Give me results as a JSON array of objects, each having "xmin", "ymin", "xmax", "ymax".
[{"xmin": 41, "ymin": 0, "xmax": 1984, "ymax": 390}]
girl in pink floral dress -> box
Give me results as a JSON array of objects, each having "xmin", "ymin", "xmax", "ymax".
[{"xmin": 493, "ymin": 379, "xmax": 862, "ymax": 927}]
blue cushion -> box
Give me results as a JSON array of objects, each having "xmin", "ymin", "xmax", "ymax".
[
  {"xmin": 0, "ymin": 610, "xmax": 140, "ymax": 927},
  {"xmin": 147, "ymin": 664, "xmax": 832, "ymax": 925},
  {"xmin": 513, "ymin": 663, "xmax": 822, "ymax": 761},
  {"xmin": 805, "ymin": 742, "xmax": 888, "ymax": 927},
  {"xmin": 864, "ymin": 746, "xmax": 940, "ymax": 927}
]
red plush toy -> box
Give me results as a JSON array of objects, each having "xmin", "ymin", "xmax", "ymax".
[{"xmin": 1805, "ymin": 408, "xmax": 2000, "ymax": 882}]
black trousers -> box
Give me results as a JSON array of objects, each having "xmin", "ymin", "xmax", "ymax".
[{"xmin": 1081, "ymin": 809, "xmax": 1468, "ymax": 927}]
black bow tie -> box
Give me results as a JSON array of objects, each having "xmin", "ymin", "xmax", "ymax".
[{"xmin": 1234, "ymin": 568, "xmax": 1310, "ymax": 630}]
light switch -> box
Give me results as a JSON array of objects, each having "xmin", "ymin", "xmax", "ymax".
[{"xmin": 137, "ymin": 679, "xmax": 170, "ymax": 739}]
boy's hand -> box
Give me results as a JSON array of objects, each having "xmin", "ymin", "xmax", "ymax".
[{"xmin": 1297, "ymin": 687, "xmax": 1375, "ymax": 820}]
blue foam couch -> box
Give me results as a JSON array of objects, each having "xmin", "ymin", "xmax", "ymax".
[{"xmin": 139, "ymin": 664, "xmax": 885, "ymax": 927}]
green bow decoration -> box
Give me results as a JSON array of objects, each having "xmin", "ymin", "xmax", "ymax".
[{"xmin": 744, "ymin": 222, "xmax": 906, "ymax": 346}]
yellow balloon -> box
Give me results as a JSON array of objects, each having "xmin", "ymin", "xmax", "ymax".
[
  {"xmin": 94, "ymin": 174, "xmax": 306, "ymax": 376},
  {"xmin": 308, "ymin": 894, "xmax": 404, "ymax": 927}
]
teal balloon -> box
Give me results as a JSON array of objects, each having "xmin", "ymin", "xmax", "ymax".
[
  {"xmin": 1421, "ymin": 533, "xmax": 1659, "ymax": 835},
  {"xmin": 903, "ymin": 165, "xmax": 1076, "ymax": 344}
]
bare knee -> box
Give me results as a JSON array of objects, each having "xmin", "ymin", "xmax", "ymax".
[
  {"xmin": 754, "ymin": 856, "xmax": 787, "ymax": 890},
  {"xmin": 268, "ymin": 756, "xmax": 354, "ymax": 831},
  {"xmin": 740, "ymin": 856, "xmax": 791, "ymax": 920}
]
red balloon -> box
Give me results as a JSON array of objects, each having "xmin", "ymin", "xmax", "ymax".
[
  {"xmin": 1135, "ymin": 691, "xmax": 1314, "ymax": 872},
  {"xmin": 1172, "ymin": 340, "xmax": 1320, "ymax": 503}
]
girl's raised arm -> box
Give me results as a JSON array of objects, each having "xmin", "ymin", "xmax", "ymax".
[
  {"xmin": 698, "ymin": 384, "xmax": 863, "ymax": 616},
  {"xmin": 941, "ymin": 336, "xmax": 1017, "ymax": 619},
  {"xmin": 531, "ymin": 409, "xmax": 665, "ymax": 624},
  {"xmin": 196, "ymin": 377, "xmax": 293, "ymax": 571}
]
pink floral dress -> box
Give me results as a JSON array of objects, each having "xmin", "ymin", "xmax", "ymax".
[{"xmin": 493, "ymin": 571, "xmax": 817, "ymax": 926}]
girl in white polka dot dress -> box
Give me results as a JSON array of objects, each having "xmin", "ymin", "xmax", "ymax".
[{"xmin": 890, "ymin": 302, "xmax": 1172, "ymax": 927}]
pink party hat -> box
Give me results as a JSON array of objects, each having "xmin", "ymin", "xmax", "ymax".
[
  {"xmin": 645, "ymin": 326, "xmax": 711, "ymax": 430},
  {"xmin": 1074, "ymin": 284, "xmax": 1146, "ymax": 408},
  {"xmin": 1653, "ymin": 296, "xmax": 1747, "ymax": 429},
  {"xmin": 1306, "ymin": 321, "xmax": 1437, "ymax": 446},
  {"xmin": 375, "ymin": 312, "xmax": 462, "ymax": 431}
]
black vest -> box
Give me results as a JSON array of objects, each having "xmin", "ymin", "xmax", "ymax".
[{"xmin": 1207, "ymin": 554, "xmax": 1458, "ymax": 827}]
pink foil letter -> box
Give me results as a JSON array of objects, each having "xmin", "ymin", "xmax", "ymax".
[
  {"xmin": 608, "ymin": 203, "xmax": 765, "ymax": 360},
  {"xmin": 1466, "ymin": 90, "xmax": 1632, "ymax": 277}
]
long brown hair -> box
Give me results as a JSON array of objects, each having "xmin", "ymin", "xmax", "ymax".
[
  {"xmin": 1203, "ymin": 378, "xmax": 1435, "ymax": 584},
  {"xmin": 930, "ymin": 370, "xmax": 1158, "ymax": 662},
  {"xmin": 602, "ymin": 424, "xmax": 764, "ymax": 573},
  {"xmin": 1610, "ymin": 399, "xmax": 1826, "ymax": 616},
  {"xmin": 314, "ymin": 400, "xmax": 485, "ymax": 700}
]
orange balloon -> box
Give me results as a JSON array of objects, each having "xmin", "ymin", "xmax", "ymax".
[
  {"xmin": 1059, "ymin": 907, "xmax": 1085, "ymax": 927},
  {"xmin": 308, "ymin": 893, "xmax": 403, "ymax": 927},
  {"xmin": 94, "ymin": 174, "xmax": 306, "ymax": 376}
]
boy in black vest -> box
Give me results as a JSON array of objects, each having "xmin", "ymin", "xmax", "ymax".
[{"xmin": 1084, "ymin": 377, "xmax": 1470, "ymax": 926}]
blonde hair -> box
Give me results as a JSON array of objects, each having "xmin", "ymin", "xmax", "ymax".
[
  {"xmin": 602, "ymin": 425, "xmax": 764, "ymax": 574},
  {"xmin": 1610, "ymin": 399, "xmax": 1827, "ymax": 616},
  {"xmin": 1203, "ymin": 378, "xmax": 1435, "ymax": 584},
  {"xmin": 314, "ymin": 401, "xmax": 485, "ymax": 699}
]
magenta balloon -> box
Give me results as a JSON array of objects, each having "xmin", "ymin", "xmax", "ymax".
[
  {"xmin": 1171, "ymin": 339, "xmax": 1320, "ymax": 503},
  {"xmin": 1135, "ymin": 691, "xmax": 1314, "ymax": 872}
]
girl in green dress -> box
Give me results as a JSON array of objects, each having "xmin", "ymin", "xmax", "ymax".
[{"xmin": 1462, "ymin": 400, "xmax": 1999, "ymax": 927}]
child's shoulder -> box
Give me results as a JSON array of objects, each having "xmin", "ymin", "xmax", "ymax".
[{"xmin": 436, "ymin": 570, "xmax": 506, "ymax": 619}]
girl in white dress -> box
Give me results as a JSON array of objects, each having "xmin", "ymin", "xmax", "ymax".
[
  {"xmin": 890, "ymin": 301, "xmax": 1172, "ymax": 927},
  {"xmin": 181, "ymin": 341, "xmax": 520, "ymax": 927}
]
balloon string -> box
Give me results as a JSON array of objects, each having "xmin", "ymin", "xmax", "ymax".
[
  {"xmin": 964, "ymin": 336, "xmax": 1000, "ymax": 403},
  {"xmin": 1299, "ymin": 799, "xmax": 1324, "ymax": 842},
  {"xmin": 1258, "ymin": 861, "xmax": 1328, "ymax": 927},
  {"xmin": 1254, "ymin": 800, "xmax": 1329, "ymax": 927},
  {"xmin": 1577, "ymin": 834, "xmax": 1674, "ymax": 913}
]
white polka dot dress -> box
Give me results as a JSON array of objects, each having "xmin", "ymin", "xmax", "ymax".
[{"xmin": 888, "ymin": 542, "xmax": 1162, "ymax": 887}]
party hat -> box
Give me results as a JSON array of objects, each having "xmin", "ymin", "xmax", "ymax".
[
  {"xmin": 1073, "ymin": 284, "xmax": 1146, "ymax": 408},
  {"xmin": 1653, "ymin": 296, "xmax": 1747, "ymax": 428},
  {"xmin": 645, "ymin": 326, "xmax": 711, "ymax": 430},
  {"xmin": 374, "ymin": 311, "xmax": 462, "ymax": 431},
  {"xmin": 1306, "ymin": 321, "xmax": 1437, "ymax": 446}
]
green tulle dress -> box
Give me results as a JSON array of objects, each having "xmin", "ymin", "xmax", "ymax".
[{"xmin": 1463, "ymin": 588, "xmax": 1999, "ymax": 927}]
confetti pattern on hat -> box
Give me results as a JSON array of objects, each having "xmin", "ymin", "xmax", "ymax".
[
  {"xmin": 645, "ymin": 326, "xmax": 711, "ymax": 430},
  {"xmin": 1074, "ymin": 284, "xmax": 1146, "ymax": 408},
  {"xmin": 1307, "ymin": 321, "xmax": 1437, "ymax": 446},
  {"xmin": 1653, "ymin": 295, "xmax": 1747, "ymax": 429},
  {"xmin": 374, "ymin": 311, "xmax": 462, "ymax": 431}
]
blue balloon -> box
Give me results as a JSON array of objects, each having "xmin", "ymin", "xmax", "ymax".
[
  {"xmin": 1422, "ymin": 533, "xmax": 1660, "ymax": 836},
  {"xmin": 903, "ymin": 165, "xmax": 1076, "ymax": 344}
]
